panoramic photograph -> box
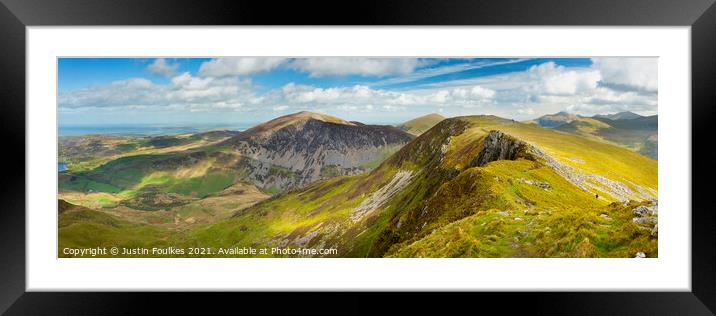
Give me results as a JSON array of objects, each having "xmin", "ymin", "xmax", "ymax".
[{"xmin": 57, "ymin": 57, "xmax": 658, "ymax": 258}]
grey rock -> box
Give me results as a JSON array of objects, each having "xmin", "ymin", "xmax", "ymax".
[
  {"xmin": 633, "ymin": 217, "xmax": 658, "ymax": 225},
  {"xmin": 351, "ymin": 170, "xmax": 414, "ymax": 222},
  {"xmin": 518, "ymin": 178, "xmax": 551, "ymax": 189},
  {"xmin": 635, "ymin": 252, "xmax": 646, "ymax": 258},
  {"xmin": 633, "ymin": 206, "xmax": 652, "ymax": 217},
  {"xmin": 227, "ymin": 114, "xmax": 414, "ymax": 191},
  {"xmin": 472, "ymin": 131, "xmax": 530, "ymax": 167},
  {"xmin": 527, "ymin": 142, "xmax": 657, "ymax": 202}
]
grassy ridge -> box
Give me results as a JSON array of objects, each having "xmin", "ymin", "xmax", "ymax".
[
  {"xmin": 58, "ymin": 115, "xmax": 658, "ymax": 258},
  {"xmin": 396, "ymin": 113, "xmax": 446, "ymax": 136}
]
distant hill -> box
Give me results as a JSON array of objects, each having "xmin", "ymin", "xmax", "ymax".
[
  {"xmin": 594, "ymin": 111, "xmax": 643, "ymax": 121},
  {"xmin": 177, "ymin": 115, "xmax": 657, "ymax": 258},
  {"xmin": 58, "ymin": 129, "xmax": 241, "ymax": 172},
  {"xmin": 530, "ymin": 111, "xmax": 657, "ymax": 159},
  {"xmin": 59, "ymin": 114, "xmax": 658, "ymax": 258},
  {"xmin": 220, "ymin": 111, "xmax": 415, "ymax": 188},
  {"xmin": 530, "ymin": 111, "xmax": 582, "ymax": 128},
  {"xmin": 396, "ymin": 113, "xmax": 446, "ymax": 136},
  {"xmin": 59, "ymin": 111, "xmax": 413, "ymax": 213}
]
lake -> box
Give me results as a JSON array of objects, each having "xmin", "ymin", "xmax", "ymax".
[{"xmin": 58, "ymin": 163, "xmax": 67, "ymax": 172}]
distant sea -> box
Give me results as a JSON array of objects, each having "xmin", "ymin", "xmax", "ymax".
[{"xmin": 58, "ymin": 124, "xmax": 258, "ymax": 137}]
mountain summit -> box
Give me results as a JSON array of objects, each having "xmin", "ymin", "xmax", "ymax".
[
  {"xmin": 241, "ymin": 111, "xmax": 355, "ymax": 139},
  {"xmin": 396, "ymin": 113, "xmax": 446, "ymax": 136},
  {"xmin": 59, "ymin": 112, "xmax": 414, "ymax": 213},
  {"xmin": 59, "ymin": 113, "xmax": 658, "ymax": 258},
  {"xmin": 207, "ymin": 115, "xmax": 658, "ymax": 258},
  {"xmin": 532, "ymin": 111, "xmax": 581, "ymax": 128},
  {"xmin": 594, "ymin": 111, "xmax": 643, "ymax": 121},
  {"xmin": 219, "ymin": 111, "xmax": 414, "ymax": 188}
]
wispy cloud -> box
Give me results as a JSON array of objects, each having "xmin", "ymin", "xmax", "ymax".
[
  {"xmin": 60, "ymin": 57, "xmax": 659, "ymax": 123},
  {"xmin": 368, "ymin": 58, "xmax": 531, "ymax": 89}
]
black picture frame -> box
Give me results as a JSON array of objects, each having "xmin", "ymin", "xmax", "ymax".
[{"xmin": 1, "ymin": 0, "xmax": 714, "ymax": 314}]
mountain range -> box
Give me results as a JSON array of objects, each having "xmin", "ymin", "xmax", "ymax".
[
  {"xmin": 58, "ymin": 111, "xmax": 658, "ymax": 258},
  {"xmin": 527, "ymin": 111, "xmax": 658, "ymax": 159}
]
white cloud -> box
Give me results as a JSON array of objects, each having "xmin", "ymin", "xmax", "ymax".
[
  {"xmin": 527, "ymin": 62, "xmax": 601, "ymax": 95},
  {"xmin": 60, "ymin": 78, "xmax": 164, "ymax": 109},
  {"xmin": 418, "ymin": 60, "xmax": 656, "ymax": 119},
  {"xmin": 591, "ymin": 57, "xmax": 658, "ymax": 92},
  {"xmin": 274, "ymin": 83, "xmax": 494, "ymax": 110},
  {"xmin": 198, "ymin": 57, "xmax": 287, "ymax": 77},
  {"xmin": 289, "ymin": 58, "xmax": 421, "ymax": 77},
  {"xmin": 382, "ymin": 105, "xmax": 406, "ymax": 112},
  {"xmin": 147, "ymin": 58, "xmax": 179, "ymax": 77},
  {"xmin": 517, "ymin": 107, "xmax": 535, "ymax": 115},
  {"xmin": 60, "ymin": 59, "xmax": 658, "ymax": 122},
  {"xmin": 59, "ymin": 73, "xmax": 254, "ymax": 111},
  {"xmin": 426, "ymin": 86, "xmax": 496, "ymax": 107}
]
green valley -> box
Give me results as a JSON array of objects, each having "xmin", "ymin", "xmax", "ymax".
[{"xmin": 58, "ymin": 112, "xmax": 658, "ymax": 258}]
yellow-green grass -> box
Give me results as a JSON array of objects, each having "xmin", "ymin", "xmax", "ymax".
[
  {"xmin": 59, "ymin": 207, "xmax": 175, "ymax": 258},
  {"xmin": 388, "ymin": 199, "xmax": 657, "ymax": 258},
  {"xmin": 185, "ymin": 175, "xmax": 363, "ymax": 247},
  {"xmin": 58, "ymin": 191, "xmax": 123, "ymax": 209},
  {"xmin": 359, "ymin": 144, "xmax": 405, "ymax": 170},
  {"xmin": 456, "ymin": 116, "xmax": 657, "ymax": 197},
  {"xmin": 57, "ymin": 115, "xmax": 658, "ymax": 258},
  {"xmin": 397, "ymin": 113, "xmax": 446, "ymax": 136},
  {"xmin": 170, "ymin": 182, "xmax": 270, "ymax": 226},
  {"xmin": 60, "ymin": 134, "xmax": 232, "ymax": 172}
]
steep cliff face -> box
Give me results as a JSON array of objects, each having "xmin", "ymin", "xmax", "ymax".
[
  {"xmin": 58, "ymin": 112, "xmax": 414, "ymax": 214},
  {"xmin": 222, "ymin": 111, "xmax": 414, "ymax": 189},
  {"xmin": 472, "ymin": 131, "xmax": 533, "ymax": 167},
  {"xmin": 59, "ymin": 114, "xmax": 659, "ymax": 258},
  {"xmin": 207, "ymin": 115, "xmax": 657, "ymax": 258}
]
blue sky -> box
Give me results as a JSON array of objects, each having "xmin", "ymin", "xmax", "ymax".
[{"xmin": 58, "ymin": 57, "xmax": 657, "ymax": 126}]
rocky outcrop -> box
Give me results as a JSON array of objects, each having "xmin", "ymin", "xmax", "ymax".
[
  {"xmin": 465, "ymin": 130, "xmax": 654, "ymax": 202},
  {"xmin": 633, "ymin": 205, "xmax": 655, "ymax": 217},
  {"xmin": 632, "ymin": 200, "xmax": 658, "ymax": 228},
  {"xmin": 472, "ymin": 131, "xmax": 533, "ymax": 167},
  {"xmin": 351, "ymin": 170, "xmax": 414, "ymax": 222},
  {"xmin": 222, "ymin": 112, "xmax": 414, "ymax": 190},
  {"xmin": 633, "ymin": 217, "xmax": 658, "ymax": 225},
  {"xmin": 518, "ymin": 178, "xmax": 551, "ymax": 189},
  {"xmin": 527, "ymin": 142, "xmax": 656, "ymax": 202}
]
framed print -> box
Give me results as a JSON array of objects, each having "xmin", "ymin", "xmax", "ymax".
[{"xmin": 2, "ymin": 0, "xmax": 715, "ymax": 314}]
